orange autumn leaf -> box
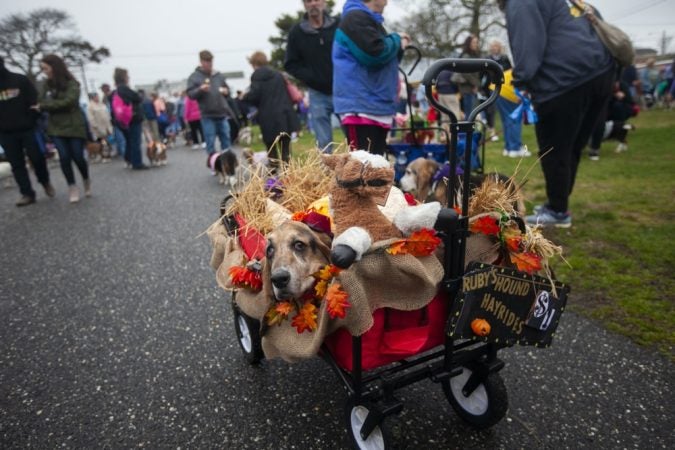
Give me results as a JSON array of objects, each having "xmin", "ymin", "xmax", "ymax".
[
  {"xmin": 229, "ymin": 266, "xmax": 263, "ymax": 291},
  {"xmin": 291, "ymin": 302, "xmax": 318, "ymax": 333},
  {"xmin": 314, "ymin": 279, "xmax": 329, "ymax": 298},
  {"xmin": 501, "ymin": 227, "xmax": 523, "ymax": 252},
  {"xmin": 510, "ymin": 251, "xmax": 542, "ymax": 274},
  {"xmin": 266, "ymin": 301, "xmax": 293, "ymax": 327},
  {"xmin": 291, "ymin": 211, "xmax": 309, "ymax": 222},
  {"xmin": 470, "ymin": 216, "xmax": 501, "ymax": 236},
  {"xmin": 387, "ymin": 228, "xmax": 441, "ymax": 257},
  {"xmin": 325, "ymin": 283, "xmax": 351, "ymax": 319},
  {"xmin": 314, "ymin": 264, "xmax": 341, "ymax": 281}
]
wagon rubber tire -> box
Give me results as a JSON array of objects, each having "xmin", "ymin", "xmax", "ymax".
[
  {"xmin": 441, "ymin": 365, "xmax": 508, "ymax": 429},
  {"xmin": 344, "ymin": 400, "xmax": 391, "ymax": 450},
  {"xmin": 231, "ymin": 298, "xmax": 264, "ymax": 365}
]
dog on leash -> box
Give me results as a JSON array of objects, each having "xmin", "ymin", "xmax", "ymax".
[
  {"xmin": 86, "ymin": 140, "xmax": 111, "ymax": 163},
  {"xmin": 209, "ymin": 149, "xmax": 239, "ymax": 188},
  {"xmin": 147, "ymin": 141, "xmax": 168, "ymax": 166},
  {"xmin": 400, "ymin": 157, "xmax": 525, "ymax": 214}
]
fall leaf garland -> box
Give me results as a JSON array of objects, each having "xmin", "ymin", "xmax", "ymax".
[
  {"xmin": 265, "ymin": 264, "xmax": 351, "ymax": 333},
  {"xmin": 386, "ymin": 228, "xmax": 442, "ymax": 257},
  {"xmin": 470, "ymin": 213, "xmax": 543, "ymax": 275},
  {"xmin": 228, "ymin": 265, "xmax": 263, "ymax": 291}
]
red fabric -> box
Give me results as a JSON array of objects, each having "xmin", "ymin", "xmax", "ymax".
[
  {"xmin": 323, "ymin": 292, "xmax": 449, "ymax": 372},
  {"xmin": 234, "ymin": 214, "xmax": 266, "ymax": 261}
]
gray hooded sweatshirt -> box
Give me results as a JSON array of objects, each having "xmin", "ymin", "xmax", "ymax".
[{"xmin": 186, "ymin": 67, "xmax": 234, "ymax": 118}]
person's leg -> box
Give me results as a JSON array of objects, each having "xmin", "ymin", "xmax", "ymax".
[
  {"xmin": 495, "ymin": 97, "xmax": 520, "ymax": 152},
  {"xmin": 345, "ymin": 124, "xmax": 388, "ymax": 155},
  {"xmin": 309, "ymin": 89, "xmax": 334, "ymax": 152},
  {"xmin": 461, "ymin": 93, "xmax": 476, "ymax": 119},
  {"xmin": 279, "ymin": 134, "xmax": 291, "ymax": 163},
  {"xmin": 51, "ymin": 136, "xmax": 76, "ymax": 185},
  {"xmin": 0, "ymin": 131, "xmax": 36, "ymax": 199},
  {"xmin": 215, "ymin": 117, "xmax": 231, "ymax": 150},
  {"xmin": 128, "ymin": 122, "xmax": 144, "ymax": 168},
  {"xmin": 20, "ymin": 130, "xmax": 50, "ymax": 187},
  {"xmin": 189, "ymin": 121, "xmax": 200, "ymax": 145},
  {"xmin": 114, "ymin": 126, "xmax": 126, "ymax": 159},
  {"xmin": 569, "ymin": 69, "xmax": 614, "ymax": 188},
  {"xmin": 588, "ymin": 119, "xmax": 605, "ymax": 160},
  {"xmin": 68, "ymin": 137, "xmax": 90, "ymax": 181},
  {"xmin": 201, "ymin": 118, "xmax": 216, "ymax": 154}
]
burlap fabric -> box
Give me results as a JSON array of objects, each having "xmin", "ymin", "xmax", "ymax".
[
  {"xmin": 261, "ymin": 239, "xmax": 444, "ymax": 363},
  {"xmin": 207, "ymin": 217, "xmax": 499, "ymax": 364}
]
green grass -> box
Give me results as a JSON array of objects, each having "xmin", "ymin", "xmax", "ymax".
[{"xmin": 248, "ymin": 110, "xmax": 675, "ymax": 360}]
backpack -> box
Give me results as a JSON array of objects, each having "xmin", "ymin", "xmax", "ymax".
[{"xmin": 111, "ymin": 91, "xmax": 133, "ymax": 128}]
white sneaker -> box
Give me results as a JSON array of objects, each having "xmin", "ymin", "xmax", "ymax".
[
  {"xmin": 191, "ymin": 144, "xmax": 199, "ymax": 150},
  {"xmin": 504, "ymin": 146, "xmax": 531, "ymax": 158},
  {"xmin": 615, "ymin": 143, "xmax": 628, "ymax": 153},
  {"xmin": 201, "ymin": 142, "xmax": 207, "ymax": 149},
  {"xmin": 69, "ymin": 185, "xmax": 80, "ymax": 203}
]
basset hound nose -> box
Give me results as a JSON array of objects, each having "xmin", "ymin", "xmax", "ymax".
[{"xmin": 271, "ymin": 269, "xmax": 291, "ymax": 289}]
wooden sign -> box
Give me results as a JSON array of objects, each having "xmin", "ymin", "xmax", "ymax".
[{"xmin": 448, "ymin": 262, "xmax": 570, "ymax": 347}]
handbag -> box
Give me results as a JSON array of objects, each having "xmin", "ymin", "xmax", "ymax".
[{"xmin": 570, "ymin": 0, "xmax": 635, "ymax": 66}]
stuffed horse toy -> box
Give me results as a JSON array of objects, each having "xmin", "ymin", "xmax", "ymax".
[{"xmin": 322, "ymin": 150, "xmax": 441, "ymax": 268}]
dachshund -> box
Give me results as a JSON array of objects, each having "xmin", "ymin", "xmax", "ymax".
[{"xmin": 263, "ymin": 220, "xmax": 332, "ymax": 305}]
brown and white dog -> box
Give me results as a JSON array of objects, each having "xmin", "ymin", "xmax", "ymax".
[
  {"xmin": 400, "ymin": 157, "xmax": 525, "ymax": 214},
  {"xmin": 86, "ymin": 140, "xmax": 111, "ymax": 163},
  {"xmin": 263, "ymin": 220, "xmax": 332, "ymax": 305},
  {"xmin": 147, "ymin": 141, "xmax": 167, "ymax": 166},
  {"xmin": 209, "ymin": 149, "xmax": 239, "ymax": 188}
]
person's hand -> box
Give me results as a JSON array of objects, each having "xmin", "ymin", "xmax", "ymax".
[
  {"xmin": 199, "ymin": 83, "xmax": 210, "ymax": 92},
  {"xmin": 615, "ymin": 91, "xmax": 625, "ymax": 100},
  {"xmin": 400, "ymin": 32, "xmax": 412, "ymax": 49},
  {"xmin": 30, "ymin": 104, "xmax": 40, "ymax": 111},
  {"xmin": 219, "ymin": 86, "xmax": 229, "ymax": 96}
]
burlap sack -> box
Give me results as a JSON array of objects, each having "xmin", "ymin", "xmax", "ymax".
[{"xmin": 261, "ymin": 239, "xmax": 444, "ymax": 363}]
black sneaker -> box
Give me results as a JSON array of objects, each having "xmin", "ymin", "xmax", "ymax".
[
  {"xmin": 132, "ymin": 164, "xmax": 150, "ymax": 170},
  {"xmin": 16, "ymin": 195, "xmax": 36, "ymax": 207}
]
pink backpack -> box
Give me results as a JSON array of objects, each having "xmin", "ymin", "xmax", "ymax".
[{"xmin": 111, "ymin": 91, "xmax": 133, "ymax": 128}]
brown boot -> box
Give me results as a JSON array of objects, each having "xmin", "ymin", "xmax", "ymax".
[
  {"xmin": 69, "ymin": 185, "xmax": 80, "ymax": 203},
  {"xmin": 84, "ymin": 179, "xmax": 91, "ymax": 197},
  {"xmin": 43, "ymin": 182, "xmax": 55, "ymax": 197},
  {"xmin": 16, "ymin": 195, "xmax": 36, "ymax": 207}
]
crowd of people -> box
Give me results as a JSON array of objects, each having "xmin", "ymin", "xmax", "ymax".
[{"xmin": 1, "ymin": 0, "xmax": 674, "ymax": 236}]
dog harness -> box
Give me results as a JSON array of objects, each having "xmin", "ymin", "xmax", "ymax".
[{"xmin": 208, "ymin": 151, "xmax": 221, "ymax": 172}]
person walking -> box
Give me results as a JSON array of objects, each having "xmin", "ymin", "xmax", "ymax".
[
  {"xmin": 112, "ymin": 67, "xmax": 148, "ymax": 170},
  {"xmin": 101, "ymin": 83, "xmax": 125, "ymax": 159},
  {"xmin": 284, "ymin": 0, "xmax": 339, "ymax": 153},
  {"xmin": 332, "ymin": 0, "xmax": 411, "ymax": 156},
  {"xmin": 38, "ymin": 54, "xmax": 91, "ymax": 203},
  {"xmin": 243, "ymin": 51, "xmax": 299, "ymax": 168},
  {"xmin": 183, "ymin": 95, "xmax": 204, "ymax": 149},
  {"xmin": 454, "ymin": 34, "xmax": 482, "ymax": 120},
  {"xmin": 0, "ymin": 56, "xmax": 54, "ymax": 206},
  {"xmin": 186, "ymin": 50, "xmax": 234, "ymax": 156},
  {"xmin": 499, "ymin": 0, "xmax": 614, "ymax": 227},
  {"xmin": 87, "ymin": 92, "xmax": 113, "ymax": 161}
]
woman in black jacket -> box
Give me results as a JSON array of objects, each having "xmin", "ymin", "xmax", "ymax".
[
  {"xmin": 243, "ymin": 51, "xmax": 299, "ymax": 168},
  {"xmin": 112, "ymin": 67, "xmax": 148, "ymax": 170}
]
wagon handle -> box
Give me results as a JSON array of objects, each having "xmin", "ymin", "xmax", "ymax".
[{"xmin": 422, "ymin": 58, "xmax": 504, "ymax": 123}]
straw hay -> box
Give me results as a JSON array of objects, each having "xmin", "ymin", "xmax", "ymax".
[{"xmin": 468, "ymin": 174, "xmax": 522, "ymax": 217}]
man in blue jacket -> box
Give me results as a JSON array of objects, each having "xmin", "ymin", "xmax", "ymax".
[
  {"xmin": 500, "ymin": 0, "xmax": 614, "ymax": 228},
  {"xmin": 285, "ymin": 0, "xmax": 339, "ymax": 153}
]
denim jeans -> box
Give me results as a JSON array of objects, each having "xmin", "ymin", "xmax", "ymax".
[
  {"xmin": 495, "ymin": 97, "xmax": 523, "ymax": 151},
  {"xmin": 0, "ymin": 129, "xmax": 50, "ymax": 198},
  {"xmin": 113, "ymin": 125, "xmax": 126, "ymax": 159},
  {"xmin": 308, "ymin": 89, "xmax": 335, "ymax": 153},
  {"xmin": 51, "ymin": 136, "xmax": 89, "ymax": 185},
  {"xmin": 121, "ymin": 121, "xmax": 143, "ymax": 168},
  {"xmin": 461, "ymin": 93, "xmax": 477, "ymax": 119},
  {"xmin": 201, "ymin": 117, "xmax": 231, "ymax": 154}
]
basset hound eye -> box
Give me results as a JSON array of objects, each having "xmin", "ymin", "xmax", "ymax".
[
  {"xmin": 266, "ymin": 243, "xmax": 275, "ymax": 259},
  {"xmin": 293, "ymin": 240, "xmax": 307, "ymax": 252}
]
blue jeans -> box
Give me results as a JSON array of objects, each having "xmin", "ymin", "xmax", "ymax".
[
  {"xmin": 461, "ymin": 93, "xmax": 477, "ymax": 119},
  {"xmin": 201, "ymin": 117, "xmax": 231, "ymax": 154},
  {"xmin": 121, "ymin": 121, "xmax": 143, "ymax": 168},
  {"xmin": 51, "ymin": 136, "xmax": 88, "ymax": 185},
  {"xmin": 495, "ymin": 97, "xmax": 523, "ymax": 151},
  {"xmin": 113, "ymin": 125, "xmax": 126, "ymax": 158},
  {"xmin": 308, "ymin": 89, "xmax": 334, "ymax": 153}
]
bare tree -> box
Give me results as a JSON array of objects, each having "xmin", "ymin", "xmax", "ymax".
[
  {"xmin": 393, "ymin": 0, "xmax": 506, "ymax": 58},
  {"xmin": 0, "ymin": 8, "xmax": 109, "ymax": 82}
]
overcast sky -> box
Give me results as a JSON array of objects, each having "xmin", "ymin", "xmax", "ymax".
[{"xmin": 1, "ymin": 0, "xmax": 673, "ymax": 93}]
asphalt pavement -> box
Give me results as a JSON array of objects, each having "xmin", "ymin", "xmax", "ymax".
[{"xmin": 1, "ymin": 144, "xmax": 673, "ymax": 449}]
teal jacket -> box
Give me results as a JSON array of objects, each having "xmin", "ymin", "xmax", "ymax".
[{"xmin": 40, "ymin": 79, "xmax": 87, "ymax": 139}]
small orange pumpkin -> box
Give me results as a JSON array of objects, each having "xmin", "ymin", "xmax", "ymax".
[{"xmin": 471, "ymin": 318, "xmax": 491, "ymax": 337}]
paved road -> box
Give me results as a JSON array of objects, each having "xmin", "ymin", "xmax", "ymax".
[{"xmin": 1, "ymin": 145, "xmax": 673, "ymax": 449}]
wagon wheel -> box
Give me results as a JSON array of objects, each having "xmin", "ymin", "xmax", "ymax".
[
  {"xmin": 344, "ymin": 400, "xmax": 391, "ymax": 450},
  {"xmin": 441, "ymin": 365, "xmax": 508, "ymax": 429},
  {"xmin": 231, "ymin": 296, "xmax": 264, "ymax": 365}
]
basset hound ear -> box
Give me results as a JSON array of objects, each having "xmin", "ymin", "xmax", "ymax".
[{"xmin": 416, "ymin": 159, "xmax": 439, "ymax": 203}]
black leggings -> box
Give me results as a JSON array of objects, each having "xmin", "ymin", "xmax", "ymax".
[
  {"xmin": 264, "ymin": 134, "xmax": 291, "ymax": 168},
  {"xmin": 343, "ymin": 123, "xmax": 389, "ymax": 155},
  {"xmin": 188, "ymin": 120, "xmax": 203, "ymax": 144}
]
